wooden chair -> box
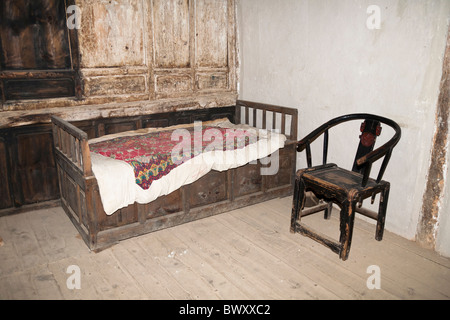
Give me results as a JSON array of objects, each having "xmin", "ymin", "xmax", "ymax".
[{"xmin": 290, "ymin": 114, "xmax": 401, "ymax": 260}]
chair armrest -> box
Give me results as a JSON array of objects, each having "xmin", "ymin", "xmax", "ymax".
[{"xmin": 356, "ymin": 129, "xmax": 401, "ymax": 167}]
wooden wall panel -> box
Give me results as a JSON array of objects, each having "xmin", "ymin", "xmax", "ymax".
[
  {"xmin": 83, "ymin": 75, "xmax": 147, "ymax": 97},
  {"xmin": 4, "ymin": 79, "xmax": 75, "ymax": 100},
  {"xmin": 195, "ymin": 0, "xmax": 229, "ymax": 68},
  {"xmin": 155, "ymin": 74, "xmax": 193, "ymax": 95},
  {"xmin": 153, "ymin": 0, "xmax": 191, "ymax": 68},
  {"xmin": 0, "ymin": 0, "xmax": 79, "ymax": 102},
  {"xmin": 151, "ymin": 0, "xmax": 235, "ymax": 98},
  {"xmin": 77, "ymin": 0, "xmax": 146, "ymax": 68},
  {"xmin": 1, "ymin": 0, "xmax": 237, "ymax": 112},
  {"xmin": 0, "ymin": 0, "xmax": 71, "ymax": 70},
  {"xmin": 196, "ymin": 72, "xmax": 228, "ymax": 91}
]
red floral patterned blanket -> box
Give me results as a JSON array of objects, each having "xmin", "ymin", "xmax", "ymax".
[{"xmin": 89, "ymin": 124, "xmax": 258, "ymax": 190}]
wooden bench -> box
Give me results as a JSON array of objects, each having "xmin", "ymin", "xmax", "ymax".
[{"xmin": 51, "ymin": 100, "xmax": 298, "ymax": 251}]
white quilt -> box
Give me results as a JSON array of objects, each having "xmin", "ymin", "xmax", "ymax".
[{"xmin": 89, "ymin": 119, "xmax": 286, "ymax": 215}]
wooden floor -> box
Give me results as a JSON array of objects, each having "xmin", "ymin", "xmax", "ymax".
[{"xmin": 0, "ymin": 196, "xmax": 449, "ymax": 300}]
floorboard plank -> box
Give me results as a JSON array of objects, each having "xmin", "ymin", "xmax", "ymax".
[
  {"xmin": 174, "ymin": 222, "xmax": 283, "ymax": 299},
  {"xmin": 222, "ymin": 204, "xmax": 397, "ymax": 299},
  {"xmin": 0, "ymin": 197, "xmax": 449, "ymax": 300},
  {"xmin": 199, "ymin": 216, "xmax": 340, "ymax": 299},
  {"xmin": 108, "ymin": 241, "xmax": 175, "ymax": 299},
  {"xmin": 144, "ymin": 229, "xmax": 222, "ymax": 300},
  {"xmin": 152, "ymin": 228, "xmax": 250, "ymax": 300},
  {"xmin": 133, "ymin": 230, "xmax": 214, "ymax": 299}
]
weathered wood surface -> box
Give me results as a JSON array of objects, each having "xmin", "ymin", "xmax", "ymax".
[
  {"xmin": 0, "ymin": 0, "xmax": 80, "ymax": 101},
  {"xmin": 77, "ymin": 0, "xmax": 146, "ymax": 69},
  {"xmin": 1, "ymin": 0, "xmax": 238, "ymax": 125},
  {"xmin": 0, "ymin": 1, "xmax": 71, "ymax": 70},
  {"xmin": 0, "ymin": 92, "xmax": 237, "ymax": 128},
  {"xmin": 1, "ymin": 197, "xmax": 449, "ymax": 300}
]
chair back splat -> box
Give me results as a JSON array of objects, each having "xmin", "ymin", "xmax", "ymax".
[
  {"xmin": 291, "ymin": 113, "xmax": 401, "ymax": 260},
  {"xmin": 352, "ymin": 118, "xmax": 381, "ymax": 173}
]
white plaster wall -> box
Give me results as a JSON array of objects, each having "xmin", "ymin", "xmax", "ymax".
[{"xmin": 237, "ymin": 0, "xmax": 450, "ymax": 246}]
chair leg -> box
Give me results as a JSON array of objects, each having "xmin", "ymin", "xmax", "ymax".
[
  {"xmin": 323, "ymin": 201, "xmax": 333, "ymax": 220},
  {"xmin": 375, "ymin": 184, "xmax": 390, "ymax": 241},
  {"xmin": 339, "ymin": 199, "xmax": 357, "ymax": 261},
  {"xmin": 290, "ymin": 177, "xmax": 306, "ymax": 233}
]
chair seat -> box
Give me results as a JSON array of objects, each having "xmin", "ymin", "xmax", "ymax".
[{"xmin": 299, "ymin": 163, "xmax": 388, "ymax": 202}]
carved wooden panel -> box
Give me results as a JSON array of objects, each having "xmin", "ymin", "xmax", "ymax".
[
  {"xmin": 76, "ymin": 0, "xmax": 148, "ymax": 101},
  {"xmin": 196, "ymin": 72, "xmax": 228, "ymax": 91},
  {"xmin": 5, "ymin": 79, "xmax": 75, "ymax": 100},
  {"xmin": 83, "ymin": 76, "xmax": 146, "ymax": 97},
  {"xmin": 103, "ymin": 120, "xmax": 138, "ymax": 136},
  {"xmin": 142, "ymin": 118, "xmax": 170, "ymax": 129}
]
